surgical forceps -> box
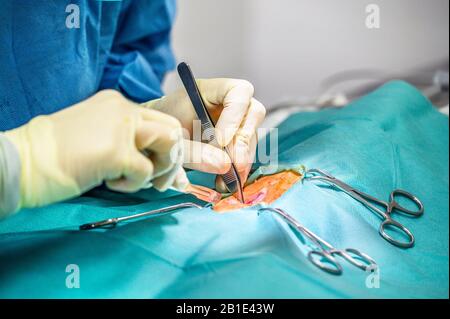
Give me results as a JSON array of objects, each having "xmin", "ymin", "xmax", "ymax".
[
  {"xmin": 177, "ymin": 62, "xmax": 245, "ymax": 203},
  {"xmin": 79, "ymin": 202, "xmax": 203, "ymax": 230},
  {"xmin": 305, "ymin": 169, "xmax": 424, "ymax": 248},
  {"xmin": 259, "ymin": 207, "xmax": 377, "ymax": 275}
]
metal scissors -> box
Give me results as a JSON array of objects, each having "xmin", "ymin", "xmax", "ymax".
[
  {"xmin": 258, "ymin": 207, "xmax": 377, "ymax": 275},
  {"xmin": 304, "ymin": 168, "xmax": 424, "ymax": 248},
  {"xmin": 177, "ymin": 62, "xmax": 245, "ymax": 203}
]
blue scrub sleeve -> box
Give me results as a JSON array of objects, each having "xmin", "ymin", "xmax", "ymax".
[
  {"xmin": 0, "ymin": 134, "xmax": 20, "ymax": 218},
  {"xmin": 99, "ymin": 0, "xmax": 177, "ymax": 103}
]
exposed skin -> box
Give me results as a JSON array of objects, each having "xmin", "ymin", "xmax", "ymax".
[{"xmin": 213, "ymin": 170, "xmax": 302, "ymax": 212}]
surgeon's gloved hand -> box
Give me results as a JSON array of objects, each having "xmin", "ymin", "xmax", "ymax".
[
  {"xmin": 142, "ymin": 79, "xmax": 266, "ymax": 191},
  {"xmin": 4, "ymin": 90, "xmax": 185, "ymax": 210}
]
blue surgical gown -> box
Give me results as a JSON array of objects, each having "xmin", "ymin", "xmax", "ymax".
[{"xmin": 0, "ymin": 0, "xmax": 176, "ymax": 131}]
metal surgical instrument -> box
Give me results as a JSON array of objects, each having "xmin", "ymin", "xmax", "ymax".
[
  {"xmin": 305, "ymin": 168, "xmax": 424, "ymax": 248},
  {"xmin": 258, "ymin": 207, "xmax": 377, "ymax": 275},
  {"xmin": 177, "ymin": 62, "xmax": 245, "ymax": 203},
  {"xmin": 79, "ymin": 202, "xmax": 203, "ymax": 230}
]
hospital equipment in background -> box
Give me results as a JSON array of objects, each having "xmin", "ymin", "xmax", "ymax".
[
  {"xmin": 258, "ymin": 207, "xmax": 377, "ymax": 275},
  {"xmin": 177, "ymin": 62, "xmax": 245, "ymax": 203},
  {"xmin": 263, "ymin": 65, "xmax": 449, "ymax": 129},
  {"xmin": 305, "ymin": 169, "xmax": 424, "ymax": 248}
]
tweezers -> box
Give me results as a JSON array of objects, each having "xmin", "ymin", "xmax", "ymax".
[{"xmin": 177, "ymin": 62, "xmax": 245, "ymax": 203}]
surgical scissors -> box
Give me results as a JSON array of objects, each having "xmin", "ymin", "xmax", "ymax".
[
  {"xmin": 305, "ymin": 168, "xmax": 424, "ymax": 248},
  {"xmin": 258, "ymin": 207, "xmax": 377, "ymax": 275}
]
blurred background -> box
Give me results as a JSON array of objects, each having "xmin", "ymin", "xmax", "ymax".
[{"xmin": 163, "ymin": 0, "xmax": 449, "ymax": 119}]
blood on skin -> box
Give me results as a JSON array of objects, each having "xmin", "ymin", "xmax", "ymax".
[{"xmin": 213, "ymin": 170, "xmax": 302, "ymax": 212}]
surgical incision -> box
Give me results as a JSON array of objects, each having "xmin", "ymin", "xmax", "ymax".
[{"xmin": 213, "ymin": 170, "xmax": 302, "ymax": 212}]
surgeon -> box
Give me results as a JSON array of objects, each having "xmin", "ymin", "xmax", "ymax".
[{"xmin": 0, "ymin": 0, "xmax": 266, "ymax": 218}]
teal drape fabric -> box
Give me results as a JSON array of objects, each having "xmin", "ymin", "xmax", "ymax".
[{"xmin": 0, "ymin": 81, "xmax": 448, "ymax": 298}]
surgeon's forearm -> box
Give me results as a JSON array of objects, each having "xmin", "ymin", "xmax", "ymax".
[{"xmin": 0, "ymin": 133, "xmax": 21, "ymax": 218}]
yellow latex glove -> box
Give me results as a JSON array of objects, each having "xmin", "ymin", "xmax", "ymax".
[
  {"xmin": 4, "ymin": 90, "xmax": 185, "ymax": 210},
  {"xmin": 143, "ymin": 79, "xmax": 266, "ymax": 190}
]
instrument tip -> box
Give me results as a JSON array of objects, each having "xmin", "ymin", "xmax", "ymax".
[{"xmin": 185, "ymin": 184, "xmax": 222, "ymax": 204}]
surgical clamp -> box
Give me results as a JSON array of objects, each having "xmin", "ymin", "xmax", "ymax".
[
  {"xmin": 79, "ymin": 202, "xmax": 203, "ymax": 230},
  {"xmin": 305, "ymin": 168, "xmax": 424, "ymax": 248},
  {"xmin": 258, "ymin": 207, "xmax": 377, "ymax": 275}
]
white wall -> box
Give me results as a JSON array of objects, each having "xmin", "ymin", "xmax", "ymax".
[{"xmin": 164, "ymin": 0, "xmax": 449, "ymax": 107}]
